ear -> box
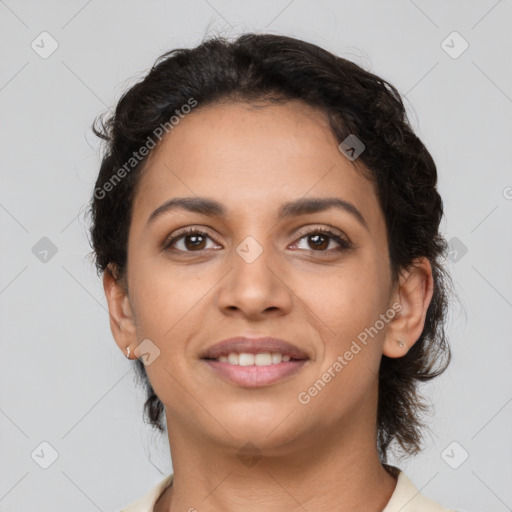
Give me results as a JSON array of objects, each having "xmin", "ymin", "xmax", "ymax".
[
  {"xmin": 383, "ymin": 257, "xmax": 434, "ymax": 358},
  {"xmin": 103, "ymin": 264, "xmax": 137, "ymax": 356}
]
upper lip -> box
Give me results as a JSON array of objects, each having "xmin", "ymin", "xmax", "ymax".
[{"xmin": 201, "ymin": 337, "xmax": 309, "ymax": 360}]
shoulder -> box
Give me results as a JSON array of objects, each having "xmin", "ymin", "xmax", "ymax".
[
  {"xmin": 118, "ymin": 473, "xmax": 174, "ymax": 512},
  {"xmin": 383, "ymin": 469, "xmax": 455, "ymax": 512}
]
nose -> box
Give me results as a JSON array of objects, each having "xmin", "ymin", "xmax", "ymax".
[{"xmin": 216, "ymin": 240, "xmax": 293, "ymax": 320}]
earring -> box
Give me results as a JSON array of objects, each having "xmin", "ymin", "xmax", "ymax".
[
  {"xmin": 126, "ymin": 346, "xmax": 131, "ymax": 359},
  {"xmin": 397, "ymin": 340, "xmax": 406, "ymax": 349}
]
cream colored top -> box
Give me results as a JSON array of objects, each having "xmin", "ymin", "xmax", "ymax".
[{"xmin": 119, "ymin": 469, "xmax": 456, "ymax": 511}]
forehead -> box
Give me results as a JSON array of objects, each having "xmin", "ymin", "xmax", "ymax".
[{"xmin": 132, "ymin": 100, "xmax": 381, "ymax": 225}]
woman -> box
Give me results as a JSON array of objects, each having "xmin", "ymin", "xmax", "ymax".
[{"xmin": 89, "ymin": 33, "xmax": 455, "ymax": 511}]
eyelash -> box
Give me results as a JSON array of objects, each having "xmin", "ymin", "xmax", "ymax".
[{"xmin": 163, "ymin": 226, "xmax": 352, "ymax": 255}]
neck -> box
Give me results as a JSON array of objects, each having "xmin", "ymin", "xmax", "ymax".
[{"xmin": 155, "ymin": 415, "xmax": 397, "ymax": 512}]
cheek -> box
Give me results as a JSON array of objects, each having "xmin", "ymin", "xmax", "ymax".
[
  {"xmin": 295, "ymin": 262, "xmax": 387, "ymax": 417},
  {"xmin": 297, "ymin": 257, "xmax": 388, "ymax": 346},
  {"xmin": 296, "ymin": 264, "xmax": 390, "ymax": 402},
  {"xmin": 129, "ymin": 254, "xmax": 209, "ymax": 337},
  {"xmin": 130, "ymin": 266, "xmax": 209, "ymax": 400}
]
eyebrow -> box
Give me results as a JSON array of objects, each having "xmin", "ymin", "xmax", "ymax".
[{"xmin": 147, "ymin": 196, "xmax": 368, "ymax": 230}]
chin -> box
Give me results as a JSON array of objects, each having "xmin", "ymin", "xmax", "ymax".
[{"xmin": 216, "ymin": 409, "xmax": 304, "ymax": 449}]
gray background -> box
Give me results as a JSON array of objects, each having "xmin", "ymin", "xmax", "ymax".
[{"xmin": 1, "ymin": 0, "xmax": 511, "ymax": 510}]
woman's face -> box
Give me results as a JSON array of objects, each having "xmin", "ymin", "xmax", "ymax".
[{"xmin": 120, "ymin": 100, "xmax": 398, "ymax": 452}]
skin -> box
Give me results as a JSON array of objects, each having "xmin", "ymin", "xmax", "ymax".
[{"xmin": 104, "ymin": 100, "xmax": 433, "ymax": 511}]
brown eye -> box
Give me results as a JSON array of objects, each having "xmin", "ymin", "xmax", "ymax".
[
  {"xmin": 291, "ymin": 228, "xmax": 351, "ymax": 253},
  {"xmin": 182, "ymin": 233, "xmax": 207, "ymax": 251},
  {"xmin": 307, "ymin": 233, "xmax": 330, "ymax": 250},
  {"xmin": 164, "ymin": 229, "xmax": 219, "ymax": 253}
]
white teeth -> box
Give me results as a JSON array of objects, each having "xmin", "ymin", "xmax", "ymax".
[
  {"xmin": 216, "ymin": 352, "xmax": 293, "ymax": 366},
  {"xmin": 239, "ymin": 353, "xmax": 255, "ymax": 366},
  {"xmin": 255, "ymin": 352, "xmax": 272, "ymax": 366},
  {"xmin": 271, "ymin": 353, "xmax": 282, "ymax": 364}
]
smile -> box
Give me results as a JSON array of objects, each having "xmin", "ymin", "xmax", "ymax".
[
  {"xmin": 212, "ymin": 352, "xmax": 292, "ymax": 366},
  {"xmin": 202, "ymin": 355, "xmax": 308, "ymax": 387}
]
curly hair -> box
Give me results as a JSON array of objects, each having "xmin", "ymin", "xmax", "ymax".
[{"xmin": 88, "ymin": 33, "xmax": 452, "ymax": 463}]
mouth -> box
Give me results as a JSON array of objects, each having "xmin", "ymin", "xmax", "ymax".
[
  {"xmin": 200, "ymin": 337, "xmax": 309, "ymax": 387},
  {"xmin": 203, "ymin": 352, "xmax": 297, "ymax": 365}
]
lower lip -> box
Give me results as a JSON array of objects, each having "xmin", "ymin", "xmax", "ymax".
[{"xmin": 202, "ymin": 359, "xmax": 308, "ymax": 387}]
